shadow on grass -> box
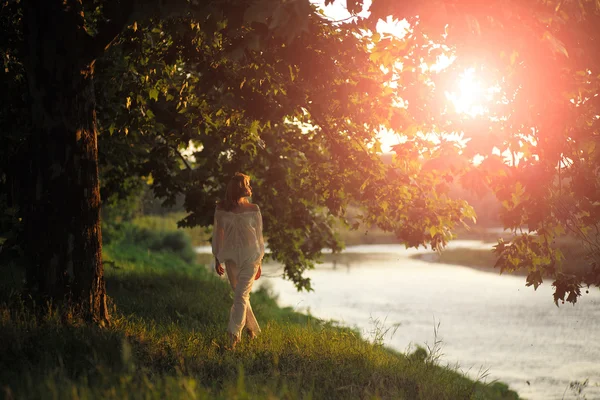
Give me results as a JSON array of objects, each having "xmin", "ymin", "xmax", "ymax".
[{"xmin": 106, "ymin": 269, "xmax": 227, "ymax": 329}]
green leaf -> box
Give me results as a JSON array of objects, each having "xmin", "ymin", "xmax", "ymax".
[
  {"xmin": 149, "ymin": 88, "xmax": 159, "ymax": 101},
  {"xmin": 249, "ymin": 120, "xmax": 260, "ymax": 136}
]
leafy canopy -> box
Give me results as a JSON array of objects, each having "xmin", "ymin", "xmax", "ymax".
[
  {"xmin": 1, "ymin": 0, "xmax": 599, "ymax": 302},
  {"xmin": 93, "ymin": 4, "xmax": 474, "ymax": 290}
]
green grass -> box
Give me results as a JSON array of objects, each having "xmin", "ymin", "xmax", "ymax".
[{"xmin": 0, "ymin": 217, "xmax": 521, "ymax": 400}]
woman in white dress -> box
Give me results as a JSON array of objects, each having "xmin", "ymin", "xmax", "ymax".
[{"xmin": 212, "ymin": 173, "xmax": 264, "ymax": 348}]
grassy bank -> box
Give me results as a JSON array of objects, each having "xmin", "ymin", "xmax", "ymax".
[
  {"xmin": 411, "ymin": 237, "xmax": 591, "ymax": 277},
  {"xmin": 410, "ymin": 248, "xmax": 511, "ymax": 274},
  {"xmin": 337, "ymin": 225, "xmax": 512, "ymax": 247},
  {"xmin": 0, "ymin": 218, "xmax": 520, "ymax": 399}
]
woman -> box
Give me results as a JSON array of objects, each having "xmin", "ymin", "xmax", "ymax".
[{"xmin": 212, "ymin": 173, "xmax": 264, "ymax": 348}]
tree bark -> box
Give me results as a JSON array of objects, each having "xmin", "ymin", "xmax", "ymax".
[{"xmin": 23, "ymin": 0, "xmax": 109, "ymax": 324}]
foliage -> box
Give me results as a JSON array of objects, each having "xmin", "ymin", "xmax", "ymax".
[
  {"xmin": 91, "ymin": 5, "xmax": 475, "ymax": 291},
  {"xmin": 0, "ymin": 1, "xmax": 27, "ymax": 267},
  {"xmin": 103, "ymin": 220, "xmax": 196, "ymax": 264},
  {"xmin": 93, "ymin": 0, "xmax": 600, "ymax": 300}
]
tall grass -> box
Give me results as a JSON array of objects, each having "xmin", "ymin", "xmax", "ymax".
[{"xmin": 0, "ymin": 216, "xmax": 520, "ymax": 399}]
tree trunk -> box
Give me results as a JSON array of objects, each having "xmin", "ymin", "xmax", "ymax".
[{"xmin": 23, "ymin": 0, "xmax": 109, "ymax": 324}]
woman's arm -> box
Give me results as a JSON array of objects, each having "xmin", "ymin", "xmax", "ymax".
[
  {"xmin": 255, "ymin": 207, "xmax": 264, "ymax": 280},
  {"xmin": 215, "ymin": 258, "xmax": 224, "ymax": 276},
  {"xmin": 256, "ymin": 207, "xmax": 265, "ymax": 259},
  {"xmin": 212, "ymin": 210, "xmax": 225, "ymax": 276}
]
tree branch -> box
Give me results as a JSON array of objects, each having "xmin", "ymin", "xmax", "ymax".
[
  {"xmin": 318, "ymin": 14, "xmax": 357, "ymax": 24},
  {"xmin": 169, "ymin": 142, "xmax": 193, "ymax": 171},
  {"xmin": 171, "ymin": 146, "xmax": 192, "ymax": 171},
  {"xmin": 152, "ymin": 131, "xmax": 193, "ymax": 171}
]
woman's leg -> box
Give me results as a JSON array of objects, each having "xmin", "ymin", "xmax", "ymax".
[
  {"xmin": 243, "ymin": 261, "xmax": 261, "ymax": 336},
  {"xmin": 226, "ymin": 264, "xmax": 260, "ymax": 338},
  {"xmin": 224, "ymin": 261, "xmax": 240, "ymax": 347},
  {"xmin": 244, "ymin": 283, "xmax": 261, "ymax": 337},
  {"xmin": 226, "ymin": 260, "xmax": 260, "ymax": 340},
  {"xmin": 225, "ymin": 261, "xmax": 258, "ymax": 333}
]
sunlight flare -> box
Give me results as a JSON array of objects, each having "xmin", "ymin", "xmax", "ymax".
[{"xmin": 445, "ymin": 68, "xmax": 488, "ymax": 117}]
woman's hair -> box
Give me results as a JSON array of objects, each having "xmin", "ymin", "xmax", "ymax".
[{"xmin": 219, "ymin": 172, "xmax": 251, "ymax": 211}]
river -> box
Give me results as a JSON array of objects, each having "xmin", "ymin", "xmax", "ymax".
[{"xmin": 197, "ymin": 241, "xmax": 600, "ymax": 399}]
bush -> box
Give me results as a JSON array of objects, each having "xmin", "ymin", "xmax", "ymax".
[{"xmin": 148, "ymin": 231, "xmax": 196, "ymax": 263}]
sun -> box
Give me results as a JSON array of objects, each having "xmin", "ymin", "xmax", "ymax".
[{"xmin": 445, "ymin": 68, "xmax": 488, "ymax": 117}]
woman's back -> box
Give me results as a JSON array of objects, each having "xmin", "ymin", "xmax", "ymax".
[{"xmin": 213, "ymin": 203, "xmax": 264, "ymax": 265}]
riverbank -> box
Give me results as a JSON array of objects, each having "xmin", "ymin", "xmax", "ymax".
[
  {"xmin": 410, "ymin": 236, "xmax": 591, "ymax": 278},
  {"xmin": 0, "ymin": 219, "xmax": 521, "ymax": 399},
  {"xmin": 410, "ymin": 247, "xmax": 517, "ymax": 275}
]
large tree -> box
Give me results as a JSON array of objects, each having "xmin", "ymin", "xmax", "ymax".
[{"xmin": 1, "ymin": 0, "xmax": 237, "ymax": 323}]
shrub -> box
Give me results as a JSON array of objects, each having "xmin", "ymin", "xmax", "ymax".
[{"xmin": 148, "ymin": 230, "xmax": 196, "ymax": 263}]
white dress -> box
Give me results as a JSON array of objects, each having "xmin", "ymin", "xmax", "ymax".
[{"xmin": 212, "ymin": 206, "xmax": 265, "ymax": 338}]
